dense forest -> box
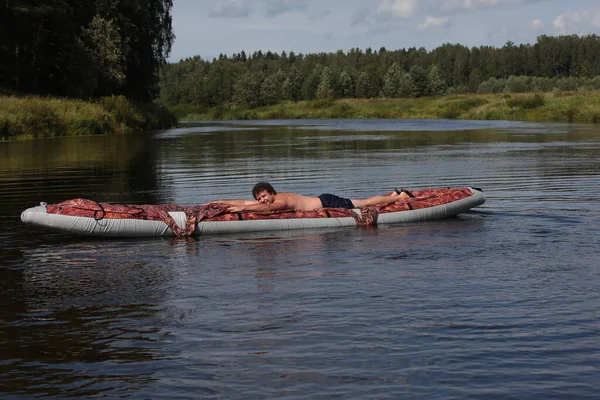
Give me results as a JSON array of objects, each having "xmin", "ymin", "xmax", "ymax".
[
  {"xmin": 158, "ymin": 34, "xmax": 600, "ymax": 111},
  {"xmin": 0, "ymin": 0, "xmax": 174, "ymax": 101}
]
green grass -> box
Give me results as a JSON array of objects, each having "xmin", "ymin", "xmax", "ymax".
[
  {"xmin": 1, "ymin": 95, "xmax": 177, "ymax": 140},
  {"xmin": 177, "ymin": 91, "xmax": 600, "ymax": 124}
]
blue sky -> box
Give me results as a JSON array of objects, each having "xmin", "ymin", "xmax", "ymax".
[{"xmin": 169, "ymin": 0, "xmax": 600, "ymax": 62}]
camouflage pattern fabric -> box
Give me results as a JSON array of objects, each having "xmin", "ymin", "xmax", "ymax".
[{"xmin": 46, "ymin": 200, "xmax": 228, "ymax": 237}]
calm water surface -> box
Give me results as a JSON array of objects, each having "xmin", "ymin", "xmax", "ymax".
[{"xmin": 1, "ymin": 119, "xmax": 599, "ymax": 399}]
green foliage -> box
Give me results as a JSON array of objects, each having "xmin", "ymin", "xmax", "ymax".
[
  {"xmin": 175, "ymin": 92, "xmax": 600, "ymax": 124},
  {"xmin": 556, "ymin": 77, "xmax": 581, "ymax": 92},
  {"xmin": 506, "ymin": 93, "xmax": 546, "ymax": 109},
  {"xmin": 382, "ymin": 63, "xmax": 405, "ymax": 97},
  {"xmin": 302, "ymin": 64, "xmax": 324, "ymax": 100},
  {"xmin": 330, "ymin": 102, "xmax": 353, "ymax": 118},
  {"xmin": 397, "ymin": 73, "xmax": 417, "ymax": 98},
  {"xmin": 439, "ymin": 97, "xmax": 489, "ymax": 119},
  {"xmin": 19, "ymin": 101, "xmax": 67, "ymax": 138},
  {"xmin": 155, "ymin": 34, "xmax": 600, "ymax": 114},
  {"xmin": 468, "ymin": 68, "xmax": 484, "ymax": 92},
  {"xmin": 260, "ymin": 70, "xmax": 285, "ymax": 105},
  {"xmin": 167, "ymin": 103, "xmax": 205, "ymax": 119},
  {"xmin": 566, "ymin": 107, "xmax": 579, "ymax": 122},
  {"xmin": 0, "ymin": 119, "xmax": 11, "ymax": 140},
  {"xmin": 337, "ymin": 70, "xmax": 355, "ymax": 98},
  {"xmin": 81, "ymin": 15, "xmax": 126, "ymax": 91},
  {"xmin": 355, "ymin": 71, "xmax": 375, "ymax": 99},
  {"xmin": 532, "ymin": 77, "xmax": 556, "ymax": 92},
  {"xmin": 100, "ymin": 96, "xmax": 143, "ymax": 131},
  {"xmin": 504, "ymin": 76, "xmax": 533, "ymax": 93},
  {"xmin": 307, "ymin": 99, "xmax": 334, "ymax": 109},
  {"xmin": 233, "ymin": 72, "xmax": 263, "ymax": 108},
  {"xmin": 0, "ymin": 95, "xmax": 176, "ymax": 140},
  {"xmin": 2, "ymin": 0, "xmax": 174, "ymax": 101},
  {"xmin": 133, "ymin": 101, "xmax": 178, "ymax": 129},
  {"xmin": 427, "ymin": 66, "xmax": 446, "ymax": 96},
  {"xmin": 478, "ymin": 78, "xmax": 507, "ymax": 93},
  {"xmin": 315, "ymin": 71, "xmax": 335, "ymax": 100},
  {"xmin": 262, "ymin": 105, "xmax": 290, "ymax": 120},
  {"xmin": 409, "ymin": 65, "xmax": 428, "ymax": 97},
  {"xmin": 281, "ymin": 67, "xmax": 303, "ymax": 101}
]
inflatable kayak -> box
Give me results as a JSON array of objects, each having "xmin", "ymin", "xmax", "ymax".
[{"xmin": 20, "ymin": 187, "xmax": 485, "ymax": 237}]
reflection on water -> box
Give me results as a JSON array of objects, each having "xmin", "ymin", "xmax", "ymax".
[
  {"xmin": 1, "ymin": 240, "xmax": 187, "ymax": 397},
  {"xmin": 1, "ymin": 119, "xmax": 600, "ymax": 398}
]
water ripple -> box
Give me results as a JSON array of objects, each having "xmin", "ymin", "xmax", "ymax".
[{"xmin": 1, "ymin": 120, "xmax": 600, "ymax": 399}]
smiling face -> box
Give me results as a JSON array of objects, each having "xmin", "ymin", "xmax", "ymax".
[{"xmin": 255, "ymin": 190, "xmax": 275, "ymax": 204}]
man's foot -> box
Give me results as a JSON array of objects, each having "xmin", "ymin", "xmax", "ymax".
[{"xmin": 393, "ymin": 188, "xmax": 414, "ymax": 199}]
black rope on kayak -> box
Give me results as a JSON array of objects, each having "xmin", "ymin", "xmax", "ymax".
[
  {"xmin": 236, "ymin": 212, "xmax": 243, "ymax": 221},
  {"xmin": 93, "ymin": 202, "xmax": 106, "ymax": 221}
]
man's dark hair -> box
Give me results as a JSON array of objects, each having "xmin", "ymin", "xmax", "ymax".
[{"xmin": 252, "ymin": 182, "xmax": 277, "ymax": 199}]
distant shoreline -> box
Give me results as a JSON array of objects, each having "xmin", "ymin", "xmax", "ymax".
[
  {"xmin": 177, "ymin": 91, "xmax": 600, "ymax": 124},
  {"xmin": 3, "ymin": 91, "xmax": 599, "ymax": 141}
]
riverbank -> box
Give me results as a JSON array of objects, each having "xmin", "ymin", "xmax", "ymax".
[
  {"xmin": 178, "ymin": 91, "xmax": 600, "ymax": 123},
  {"xmin": 4, "ymin": 91, "xmax": 599, "ymax": 141},
  {"xmin": 1, "ymin": 95, "xmax": 177, "ymax": 140}
]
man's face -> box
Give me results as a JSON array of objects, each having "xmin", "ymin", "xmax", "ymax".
[{"xmin": 255, "ymin": 190, "xmax": 274, "ymax": 204}]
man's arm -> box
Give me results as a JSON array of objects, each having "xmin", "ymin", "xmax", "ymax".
[
  {"xmin": 202, "ymin": 199, "xmax": 257, "ymax": 207},
  {"xmin": 227, "ymin": 199, "xmax": 291, "ymax": 213}
]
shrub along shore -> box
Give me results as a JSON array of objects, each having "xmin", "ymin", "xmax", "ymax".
[
  {"xmin": 0, "ymin": 95, "xmax": 177, "ymax": 140},
  {"xmin": 179, "ymin": 91, "xmax": 600, "ymax": 124},
  {"xmin": 2, "ymin": 91, "xmax": 599, "ymax": 141}
]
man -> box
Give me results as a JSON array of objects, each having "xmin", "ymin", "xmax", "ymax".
[{"xmin": 206, "ymin": 182, "xmax": 413, "ymax": 213}]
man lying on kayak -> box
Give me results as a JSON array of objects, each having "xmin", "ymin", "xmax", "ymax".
[{"xmin": 204, "ymin": 181, "xmax": 413, "ymax": 213}]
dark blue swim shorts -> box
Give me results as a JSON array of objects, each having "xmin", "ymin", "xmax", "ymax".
[{"xmin": 318, "ymin": 194, "xmax": 355, "ymax": 209}]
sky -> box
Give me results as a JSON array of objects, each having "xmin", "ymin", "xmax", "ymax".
[{"xmin": 168, "ymin": 0, "xmax": 600, "ymax": 62}]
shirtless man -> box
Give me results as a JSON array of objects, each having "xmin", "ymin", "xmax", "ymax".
[{"xmin": 207, "ymin": 182, "xmax": 413, "ymax": 213}]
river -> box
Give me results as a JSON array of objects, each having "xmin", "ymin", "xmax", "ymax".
[{"xmin": 1, "ymin": 119, "xmax": 599, "ymax": 399}]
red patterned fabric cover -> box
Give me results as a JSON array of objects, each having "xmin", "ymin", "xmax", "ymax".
[
  {"xmin": 45, "ymin": 201, "xmax": 228, "ymax": 237},
  {"xmin": 45, "ymin": 188, "xmax": 473, "ymax": 236}
]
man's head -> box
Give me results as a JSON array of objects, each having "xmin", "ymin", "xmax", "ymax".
[{"xmin": 252, "ymin": 182, "xmax": 277, "ymax": 202}]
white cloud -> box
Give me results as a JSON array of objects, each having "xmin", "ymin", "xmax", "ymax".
[
  {"xmin": 552, "ymin": 15, "xmax": 566, "ymax": 32},
  {"xmin": 210, "ymin": 0, "xmax": 252, "ymax": 18},
  {"xmin": 170, "ymin": 0, "xmax": 600, "ymax": 62},
  {"xmin": 377, "ymin": 0, "xmax": 418, "ymax": 19},
  {"xmin": 552, "ymin": 10, "xmax": 600, "ymax": 34},
  {"xmin": 441, "ymin": 0, "xmax": 542, "ymax": 12},
  {"xmin": 529, "ymin": 18, "xmax": 543, "ymax": 29},
  {"xmin": 417, "ymin": 16, "xmax": 450, "ymax": 30}
]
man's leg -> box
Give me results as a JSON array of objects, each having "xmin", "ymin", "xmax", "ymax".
[{"xmin": 351, "ymin": 189, "xmax": 411, "ymax": 207}]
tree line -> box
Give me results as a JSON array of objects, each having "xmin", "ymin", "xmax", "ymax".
[
  {"xmin": 0, "ymin": 0, "xmax": 174, "ymax": 101},
  {"xmin": 158, "ymin": 34, "xmax": 600, "ymax": 110}
]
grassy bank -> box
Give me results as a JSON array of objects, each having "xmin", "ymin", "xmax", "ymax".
[
  {"xmin": 1, "ymin": 95, "xmax": 177, "ymax": 140},
  {"xmin": 178, "ymin": 91, "xmax": 600, "ymax": 123}
]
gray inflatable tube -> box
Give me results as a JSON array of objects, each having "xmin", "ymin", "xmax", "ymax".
[{"xmin": 20, "ymin": 188, "xmax": 485, "ymax": 237}]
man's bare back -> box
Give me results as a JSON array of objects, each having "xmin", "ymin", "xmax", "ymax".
[{"xmin": 268, "ymin": 192, "xmax": 323, "ymax": 211}]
